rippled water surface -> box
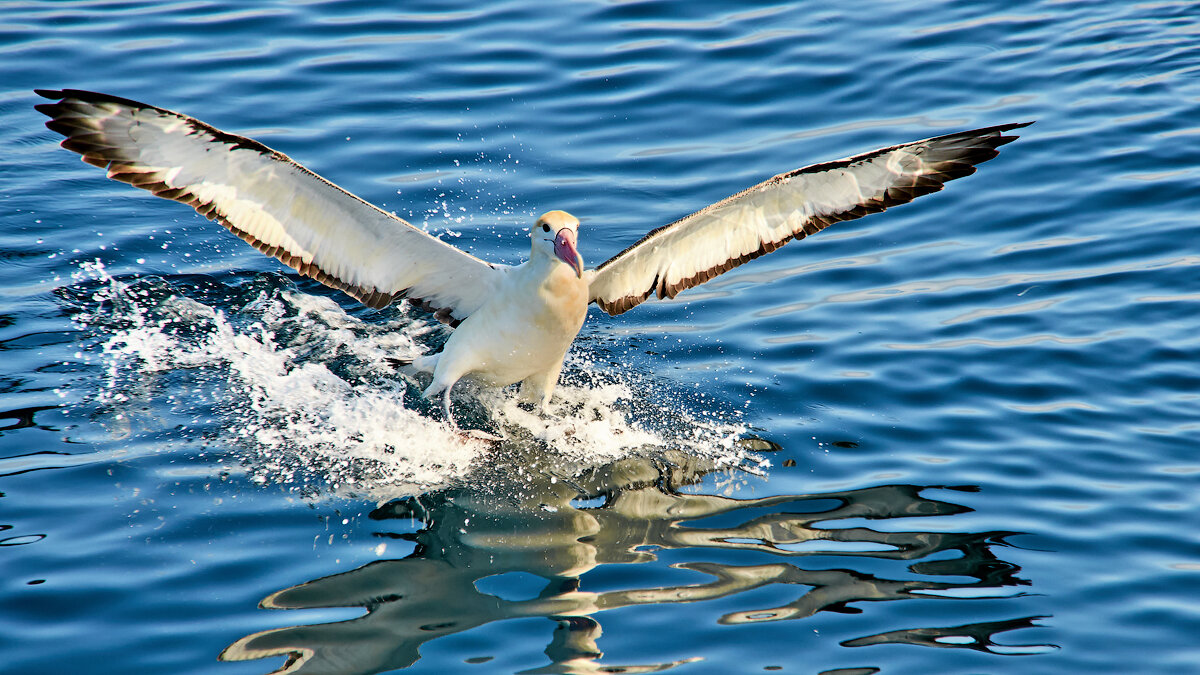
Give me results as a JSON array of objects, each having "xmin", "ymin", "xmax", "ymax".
[{"xmin": 3, "ymin": 1, "xmax": 1199, "ymax": 673}]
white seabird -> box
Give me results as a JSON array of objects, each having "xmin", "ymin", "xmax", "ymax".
[{"xmin": 35, "ymin": 89, "xmax": 1029, "ymax": 427}]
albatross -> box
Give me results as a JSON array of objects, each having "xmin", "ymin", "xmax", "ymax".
[{"xmin": 35, "ymin": 89, "xmax": 1029, "ymax": 427}]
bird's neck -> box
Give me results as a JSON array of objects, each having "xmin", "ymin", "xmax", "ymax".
[
  {"xmin": 515, "ymin": 248, "xmax": 586, "ymax": 295},
  {"xmin": 521, "ymin": 251, "xmax": 562, "ymax": 283}
]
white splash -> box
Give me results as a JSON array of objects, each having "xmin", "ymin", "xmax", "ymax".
[{"xmin": 68, "ymin": 261, "xmax": 755, "ymax": 498}]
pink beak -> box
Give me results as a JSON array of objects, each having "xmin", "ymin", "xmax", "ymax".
[{"xmin": 554, "ymin": 228, "xmax": 583, "ymax": 278}]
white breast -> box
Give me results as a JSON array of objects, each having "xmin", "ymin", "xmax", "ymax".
[{"xmin": 434, "ymin": 262, "xmax": 588, "ymax": 388}]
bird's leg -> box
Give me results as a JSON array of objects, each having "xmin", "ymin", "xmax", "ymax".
[
  {"xmin": 518, "ymin": 369, "xmax": 581, "ymax": 442},
  {"xmin": 516, "ymin": 383, "xmax": 541, "ymax": 413},
  {"xmin": 442, "ymin": 385, "xmax": 457, "ymax": 431},
  {"xmin": 519, "ymin": 361, "xmax": 564, "ymax": 417},
  {"xmin": 428, "ymin": 377, "xmax": 502, "ymax": 442},
  {"xmin": 519, "ymin": 384, "xmax": 559, "ymax": 421},
  {"xmin": 423, "ymin": 376, "xmax": 459, "ymax": 429}
]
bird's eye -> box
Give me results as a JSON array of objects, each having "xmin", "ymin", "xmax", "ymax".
[{"xmin": 541, "ymin": 224, "xmax": 550, "ymax": 232}]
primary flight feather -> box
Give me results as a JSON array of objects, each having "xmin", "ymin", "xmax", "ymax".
[{"xmin": 35, "ymin": 88, "xmax": 1029, "ymax": 426}]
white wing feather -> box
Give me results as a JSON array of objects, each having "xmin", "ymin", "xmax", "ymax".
[
  {"xmin": 588, "ymin": 122, "xmax": 1030, "ymax": 315},
  {"xmin": 36, "ymin": 89, "xmax": 502, "ymax": 325}
]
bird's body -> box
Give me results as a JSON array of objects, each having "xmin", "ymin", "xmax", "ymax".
[
  {"xmin": 35, "ymin": 89, "xmax": 1029, "ymax": 428},
  {"xmin": 415, "ymin": 212, "xmax": 589, "ymax": 415}
]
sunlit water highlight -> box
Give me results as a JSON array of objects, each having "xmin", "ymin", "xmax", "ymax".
[{"xmin": 3, "ymin": 0, "xmax": 1200, "ymax": 673}]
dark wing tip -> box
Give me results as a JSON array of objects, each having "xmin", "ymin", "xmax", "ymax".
[
  {"xmin": 34, "ymin": 88, "xmax": 154, "ymax": 109},
  {"xmin": 967, "ymin": 120, "xmax": 1035, "ymax": 148},
  {"xmin": 987, "ymin": 120, "xmax": 1034, "ymax": 132},
  {"xmin": 994, "ymin": 120, "xmax": 1035, "ymax": 147}
]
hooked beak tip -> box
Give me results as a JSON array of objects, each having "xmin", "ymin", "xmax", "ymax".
[
  {"xmin": 554, "ymin": 228, "xmax": 583, "ymax": 278},
  {"xmin": 566, "ymin": 255, "xmax": 583, "ymax": 278}
]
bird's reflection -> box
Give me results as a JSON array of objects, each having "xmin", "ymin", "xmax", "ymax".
[{"xmin": 220, "ymin": 446, "xmax": 1049, "ymax": 673}]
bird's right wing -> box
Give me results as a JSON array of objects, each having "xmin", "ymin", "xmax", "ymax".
[
  {"xmin": 588, "ymin": 122, "xmax": 1031, "ymax": 316},
  {"xmin": 36, "ymin": 89, "xmax": 503, "ymax": 326}
]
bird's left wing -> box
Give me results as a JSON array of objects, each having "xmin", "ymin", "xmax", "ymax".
[
  {"xmin": 36, "ymin": 89, "xmax": 504, "ymax": 326},
  {"xmin": 588, "ymin": 122, "xmax": 1030, "ymax": 316}
]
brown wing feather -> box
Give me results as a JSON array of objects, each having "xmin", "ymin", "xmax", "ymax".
[
  {"xmin": 589, "ymin": 122, "xmax": 1031, "ymax": 316},
  {"xmin": 36, "ymin": 89, "xmax": 502, "ymax": 325}
]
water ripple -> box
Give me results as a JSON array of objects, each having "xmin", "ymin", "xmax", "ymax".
[{"xmin": 3, "ymin": 0, "xmax": 1199, "ymax": 671}]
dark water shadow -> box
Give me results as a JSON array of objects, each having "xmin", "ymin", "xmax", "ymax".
[
  {"xmin": 221, "ymin": 446, "xmax": 1052, "ymax": 674},
  {"xmin": 0, "ymin": 404, "xmax": 58, "ymax": 435}
]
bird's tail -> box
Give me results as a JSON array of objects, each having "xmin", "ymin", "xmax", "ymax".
[{"xmin": 388, "ymin": 354, "xmax": 438, "ymax": 374}]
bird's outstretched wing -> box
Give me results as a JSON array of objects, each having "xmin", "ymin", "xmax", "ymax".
[
  {"xmin": 587, "ymin": 122, "xmax": 1031, "ymax": 316},
  {"xmin": 35, "ymin": 89, "xmax": 503, "ymax": 326}
]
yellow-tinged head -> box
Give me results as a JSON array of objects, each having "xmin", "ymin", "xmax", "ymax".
[{"xmin": 532, "ymin": 210, "xmax": 583, "ymax": 278}]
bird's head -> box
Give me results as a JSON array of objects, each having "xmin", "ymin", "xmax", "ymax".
[{"xmin": 531, "ymin": 210, "xmax": 583, "ymax": 278}]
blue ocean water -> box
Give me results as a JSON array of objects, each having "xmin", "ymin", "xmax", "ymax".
[{"xmin": 2, "ymin": 1, "xmax": 1199, "ymax": 673}]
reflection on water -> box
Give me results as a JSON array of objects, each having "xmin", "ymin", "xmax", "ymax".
[
  {"xmin": 842, "ymin": 615, "xmax": 1055, "ymax": 655},
  {"xmin": 0, "ymin": 405, "xmax": 56, "ymax": 434},
  {"xmin": 221, "ymin": 447, "xmax": 1053, "ymax": 673}
]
